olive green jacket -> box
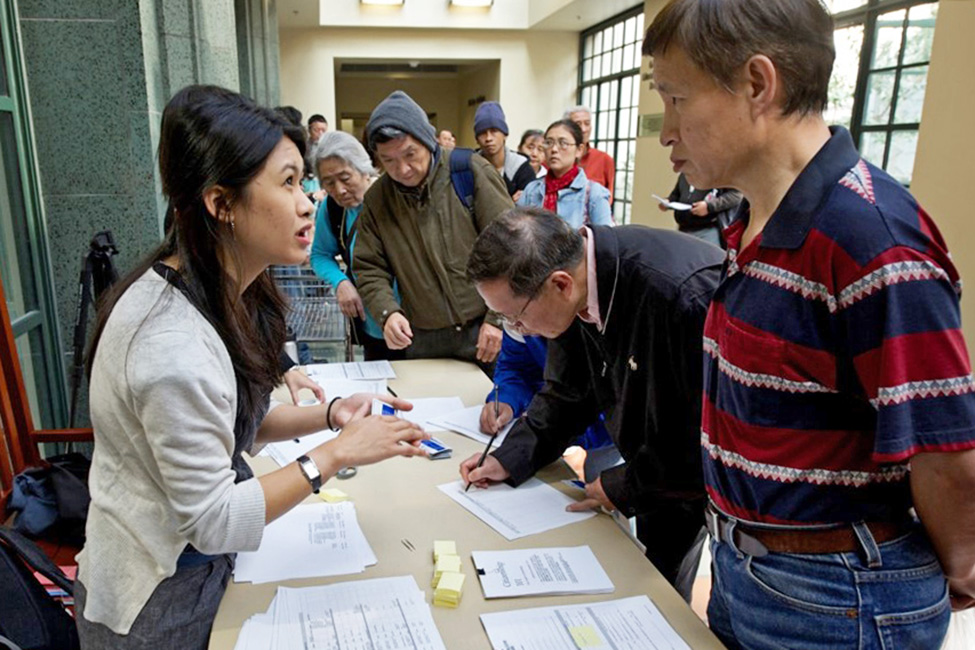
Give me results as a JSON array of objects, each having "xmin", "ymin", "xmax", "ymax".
[{"xmin": 353, "ymin": 149, "xmax": 513, "ymax": 330}]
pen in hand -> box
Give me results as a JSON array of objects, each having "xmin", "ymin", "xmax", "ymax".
[
  {"xmin": 466, "ymin": 385, "xmax": 501, "ymax": 493},
  {"xmin": 493, "ymin": 383, "xmax": 500, "ymax": 424}
]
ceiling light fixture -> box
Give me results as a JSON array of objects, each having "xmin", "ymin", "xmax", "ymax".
[
  {"xmin": 361, "ymin": 0, "xmax": 405, "ymax": 6},
  {"xmin": 450, "ymin": 0, "xmax": 493, "ymax": 7}
]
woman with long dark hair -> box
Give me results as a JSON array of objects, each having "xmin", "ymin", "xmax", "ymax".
[{"xmin": 75, "ymin": 85, "xmax": 427, "ymax": 648}]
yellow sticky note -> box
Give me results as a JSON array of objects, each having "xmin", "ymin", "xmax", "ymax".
[
  {"xmin": 569, "ymin": 625, "xmax": 602, "ymax": 648},
  {"xmin": 433, "ymin": 540, "xmax": 456, "ymax": 562},
  {"xmin": 317, "ymin": 488, "xmax": 349, "ymax": 503},
  {"xmin": 432, "ymin": 554, "xmax": 463, "ymax": 587},
  {"xmin": 433, "ymin": 571, "xmax": 465, "ymax": 608},
  {"xmin": 436, "ymin": 554, "xmax": 462, "ymax": 574}
]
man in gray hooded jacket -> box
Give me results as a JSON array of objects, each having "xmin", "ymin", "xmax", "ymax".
[{"xmin": 353, "ymin": 90, "xmax": 514, "ymax": 369}]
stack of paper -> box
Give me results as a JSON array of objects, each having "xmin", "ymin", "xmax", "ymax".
[
  {"xmin": 432, "ymin": 572, "xmax": 465, "ymax": 609},
  {"xmin": 480, "ymin": 595, "xmax": 691, "ymax": 650},
  {"xmin": 234, "ymin": 576, "xmax": 447, "ymax": 650},
  {"xmin": 432, "ymin": 554, "xmax": 462, "ymax": 587},
  {"xmin": 472, "ymin": 546, "xmax": 614, "ymax": 598},
  {"xmin": 427, "ymin": 405, "xmax": 515, "ymax": 445},
  {"xmin": 438, "ymin": 478, "xmax": 595, "ymax": 540},
  {"xmin": 234, "ymin": 502, "xmax": 375, "ymax": 584}
]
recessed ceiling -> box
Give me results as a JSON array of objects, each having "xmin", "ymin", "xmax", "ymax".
[{"xmin": 275, "ymin": 0, "xmax": 643, "ymax": 31}]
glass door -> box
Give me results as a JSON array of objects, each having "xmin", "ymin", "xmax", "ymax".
[{"xmin": 0, "ymin": 0, "xmax": 67, "ymax": 428}]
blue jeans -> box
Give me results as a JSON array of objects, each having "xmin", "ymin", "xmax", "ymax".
[{"xmin": 708, "ymin": 525, "xmax": 950, "ymax": 649}]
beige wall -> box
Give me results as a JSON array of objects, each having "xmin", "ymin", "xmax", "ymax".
[
  {"xmin": 458, "ymin": 63, "xmax": 502, "ymax": 149},
  {"xmin": 334, "ymin": 76, "xmax": 466, "ymax": 141},
  {"xmin": 279, "ymin": 27, "xmax": 578, "ymax": 147},
  {"xmin": 911, "ymin": 0, "xmax": 975, "ymax": 360},
  {"xmin": 630, "ymin": 0, "xmax": 676, "ymax": 228}
]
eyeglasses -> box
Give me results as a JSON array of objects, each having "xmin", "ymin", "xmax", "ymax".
[
  {"xmin": 499, "ymin": 290, "xmax": 539, "ymax": 331},
  {"xmin": 542, "ymin": 138, "xmax": 576, "ymax": 151}
]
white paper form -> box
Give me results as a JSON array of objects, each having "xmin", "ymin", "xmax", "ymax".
[
  {"xmin": 234, "ymin": 502, "xmax": 376, "ymax": 584},
  {"xmin": 480, "ymin": 595, "xmax": 691, "ymax": 650},
  {"xmin": 306, "ymin": 360, "xmax": 397, "ymax": 380},
  {"xmin": 394, "ymin": 396, "xmax": 464, "ymax": 428},
  {"xmin": 311, "ymin": 378, "xmax": 388, "ymax": 399},
  {"xmin": 651, "ymin": 194, "xmax": 693, "ymax": 211},
  {"xmin": 262, "ymin": 430, "xmax": 338, "ymax": 468},
  {"xmin": 438, "ymin": 478, "xmax": 594, "ymax": 541},
  {"xmin": 472, "ymin": 546, "xmax": 614, "ymax": 598},
  {"xmin": 272, "ymin": 576, "xmax": 446, "ymax": 650},
  {"xmin": 233, "ymin": 612, "xmax": 274, "ymax": 650},
  {"xmin": 427, "ymin": 405, "xmax": 515, "ymax": 445}
]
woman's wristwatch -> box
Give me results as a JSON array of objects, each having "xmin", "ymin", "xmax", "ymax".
[{"xmin": 296, "ymin": 455, "xmax": 322, "ymax": 494}]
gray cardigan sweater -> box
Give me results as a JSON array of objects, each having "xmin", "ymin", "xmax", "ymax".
[{"xmin": 77, "ymin": 269, "xmax": 266, "ymax": 633}]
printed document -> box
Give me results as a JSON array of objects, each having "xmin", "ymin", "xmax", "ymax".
[
  {"xmin": 427, "ymin": 405, "xmax": 515, "ymax": 445},
  {"xmin": 308, "ymin": 378, "xmax": 387, "ymax": 400},
  {"xmin": 480, "ymin": 595, "xmax": 690, "ymax": 650},
  {"xmin": 234, "ymin": 502, "xmax": 375, "ymax": 584},
  {"xmin": 306, "ymin": 360, "xmax": 396, "ymax": 380},
  {"xmin": 472, "ymin": 546, "xmax": 614, "ymax": 598},
  {"xmin": 235, "ymin": 575, "xmax": 446, "ymax": 650},
  {"xmin": 262, "ymin": 430, "xmax": 338, "ymax": 468},
  {"xmin": 438, "ymin": 478, "xmax": 594, "ymax": 540}
]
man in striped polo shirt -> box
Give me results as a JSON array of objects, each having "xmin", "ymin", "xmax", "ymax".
[{"xmin": 645, "ymin": 1, "xmax": 975, "ymax": 648}]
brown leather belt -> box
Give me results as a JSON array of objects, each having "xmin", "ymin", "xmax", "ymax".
[{"xmin": 706, "ymin": 505, "xmax": 913, "ymax": 557}]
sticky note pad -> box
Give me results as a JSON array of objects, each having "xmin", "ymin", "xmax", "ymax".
[
  {"xmin": 433, "ymin": 540, "xmax": 456, "ymax": 562},
  {"xmin": 433, "ymin": 571, "xmax": 465, "ymax": 608},
  {"xmin": 317, "ymin": 488, "xmax": 349, "ymax": 503},
  {"xmin": 431, "ymin": 554, "xmax": 462, "ymax": 587},
  {"xmin": 568, "ymin": 625, "xmax": 602, "ymax": 648}
]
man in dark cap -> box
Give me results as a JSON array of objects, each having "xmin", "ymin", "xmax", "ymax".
[
  {"xmin": 473, "ymin": 101, "xmax": 536, "ymax": 202},
  {"xmin": 353, "ymin": 90, "xmax": 514, "ymax": 369}
]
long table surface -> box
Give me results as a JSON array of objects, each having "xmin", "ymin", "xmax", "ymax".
[{"xmin": 209, "ymin": 358, "xmax": 724, "ymax": 649}]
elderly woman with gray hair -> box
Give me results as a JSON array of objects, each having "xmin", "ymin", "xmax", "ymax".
[{"xmin": 310, "ymin": 131, "xmax": 398, "ymax": 360}]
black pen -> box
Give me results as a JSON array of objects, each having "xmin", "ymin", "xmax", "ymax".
[
  {"xmin": 465, "ymin": 432, "xmax": 498, "ymax": 492},
  {"xmin": 387, "ymin": 386, "xmax": 398, "ymax": 398},
  {"xmin": 467, "ymin": 384, "xmax": 501, "ymax": 493}
]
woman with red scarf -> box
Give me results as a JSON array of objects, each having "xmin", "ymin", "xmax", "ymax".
[{"xmin": 516, "ymin": 119, "xmax": 613, "ymax": 228}]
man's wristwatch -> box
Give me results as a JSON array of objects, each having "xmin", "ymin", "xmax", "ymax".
[{"xmin": 296, "ymin": 455, "xmax": 322, "ymax": 494}]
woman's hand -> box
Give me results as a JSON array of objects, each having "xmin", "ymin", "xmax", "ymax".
[
  {"xmin": 318, "ymin": 415, "xmax": 428, "ymax": 469},
  {"xmin": 329, "ymin": 392, "xmax": 414, "ymax": 429},
  {"xmin": 336, "ymin": 280, "xmax": 366, "ymax": 319},
  {"xmin": 283, "ymin": 368, "xmax": 325, "ymax": 404}
]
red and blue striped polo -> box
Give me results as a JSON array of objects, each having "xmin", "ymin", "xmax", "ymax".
[{"xmin": 702, "ymin": 127, "xmax": 975, "ymax": 526}]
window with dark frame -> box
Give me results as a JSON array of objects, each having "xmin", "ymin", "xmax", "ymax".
[
  {"xmin": 826, "ymin": 0, "xmax": 938, "ymax": 186},
  {"xmin": 577, "ymin": 5, "xmax": 644, "ymax": 225}
]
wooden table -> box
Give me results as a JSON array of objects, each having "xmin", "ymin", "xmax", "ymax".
[{"xmin": 209, "ymin": 359, "xmax": 724, "ymax": 649}]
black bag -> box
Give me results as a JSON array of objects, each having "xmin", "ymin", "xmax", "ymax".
[
  {"xmin": 9, "ymin": 453, "xmax": 90, "ymax": 547},
  {"xmin": 0, "ymin": 527, "xmax": 80, "ymax": 650}
]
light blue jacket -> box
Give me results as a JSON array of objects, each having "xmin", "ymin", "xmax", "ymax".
[
  {"xmin": 517, "ymin": 168, "xmax": 613, "ymax": 228},
  {"xmin": 309, "ymin": 201, "xmax": 386, "ymax": 340}
]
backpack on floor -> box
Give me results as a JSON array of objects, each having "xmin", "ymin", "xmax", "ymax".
[{"xmin": 0, "ymin": 527, "xmax": 79, "ymax": 650}]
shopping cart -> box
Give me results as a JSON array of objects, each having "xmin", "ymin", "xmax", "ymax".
[{"xmin": 271, "ymin": 266, "xmax": 352, "ymax": 362}]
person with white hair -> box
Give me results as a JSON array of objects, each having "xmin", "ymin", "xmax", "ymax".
[
  {"xmin": 565, "ymin": 105, "xmax": 616, "ymax": 203},
  {"xmin": 309, "ymin": 131, "xmax": 398, "ymax": 360}
]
